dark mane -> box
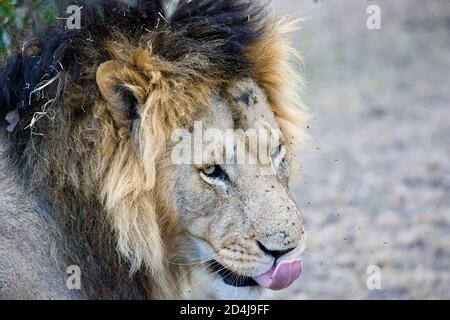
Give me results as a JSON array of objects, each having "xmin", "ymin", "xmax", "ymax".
[{"xmin": 0, "ymin": 0, "xmax": 265, "ymax": 132}]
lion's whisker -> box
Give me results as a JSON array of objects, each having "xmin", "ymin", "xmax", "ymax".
[
  {"xmin": 176, "ymin": 249, "xmax": 225, "ymax": 290},
  {"xmin": 185, "ymin": 260, "xmax": 226, "ymax": 294}
]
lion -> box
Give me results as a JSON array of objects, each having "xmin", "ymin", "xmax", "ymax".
[{"xmin": 0, "ymin": 0, "xmax": 308, "ymax": 299}]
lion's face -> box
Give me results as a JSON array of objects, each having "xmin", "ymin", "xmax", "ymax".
[{"xmin": 172, "ymin": 80, "xmax": 306, "ymax": 299}]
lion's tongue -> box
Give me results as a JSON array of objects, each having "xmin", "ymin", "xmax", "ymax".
[{"xmin": 252, "ymin": 259, "xmax": 302, "ymax": 291}]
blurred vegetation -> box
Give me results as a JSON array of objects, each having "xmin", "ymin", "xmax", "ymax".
[{"xmin": 0, "ymin": 0, "xmax": 72, "ymax": 54}]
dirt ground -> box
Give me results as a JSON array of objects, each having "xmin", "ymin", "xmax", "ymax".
[{"xmin": 267, "ymin": 0, "xmax": 450, "ymax": 300}]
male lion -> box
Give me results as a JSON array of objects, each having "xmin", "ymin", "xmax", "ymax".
[{"xmin": 0, "ymin": 0, "xmax": 308, "ymax": 299}]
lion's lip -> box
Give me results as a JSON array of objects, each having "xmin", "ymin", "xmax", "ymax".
[
  {"xmin": 209, "ymin": 260, "xmax": 258, "ymax": 287},
  {"xmin": 209, "ymin": 259, "xmax": 302, "ymax": 290},
  {"xmin": 252, "ymin": 259, "xmax": 302, "ymax": 291}
]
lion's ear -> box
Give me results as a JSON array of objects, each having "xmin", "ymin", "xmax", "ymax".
[{"xmin": 96, "ymin": 60, "xmax": 148, "ymax": 130}]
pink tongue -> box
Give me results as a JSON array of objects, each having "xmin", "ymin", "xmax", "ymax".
[{"xmin": 252, "ymin": 259, "xmax": 302, "ymax": 291}]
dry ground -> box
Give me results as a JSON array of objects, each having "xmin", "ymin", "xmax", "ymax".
[{"xmin": 271, "ymin": 0, "xmax": 450, "ymax": 300}]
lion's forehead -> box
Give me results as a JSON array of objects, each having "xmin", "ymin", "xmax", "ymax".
[
  {"xmin": 205, "ymin": 79, "xmax": 279, "ymax": 131},
  {"xmin": 191, "ymin": 79, "xmax": 281, "ymax": 163}
]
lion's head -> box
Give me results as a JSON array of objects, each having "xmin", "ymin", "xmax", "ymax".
[
  {"xmin": 0, "ymin": 0, "xmax": 308, "ymax": 299},
  {"xmin": 171, "ymin": 79, "xmax": 307, "ymax": 299}
]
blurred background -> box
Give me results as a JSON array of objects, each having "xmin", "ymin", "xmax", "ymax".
[
  {"xmin": 1, "ymin": 0, "xmax": 449, "ymax": 299},
  {"xmin": 273, "ymin": 0, "xmax": 450, "ymax": 299}
]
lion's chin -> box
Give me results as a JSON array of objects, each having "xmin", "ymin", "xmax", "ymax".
[
  {"xmin": 189, "ymin": 267, "xmax": 269, "ymax": 300},
  {"xmin": 209, "ymin": 275, "xmax": 268, "ymax": 300}
]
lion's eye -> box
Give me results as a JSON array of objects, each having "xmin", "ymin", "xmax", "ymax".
[
  {"xmin": 200, "ymin": 165, "xmax": 229, "ymax": 182},
  {"xmin": 202, "ymin": 165, "xmax": 217, "ymax": 176}
]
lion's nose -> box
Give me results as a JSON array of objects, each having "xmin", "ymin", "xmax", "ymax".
[{"xmin": 257, "ymin": 241, "xmax": 296, "ymax": 260}]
